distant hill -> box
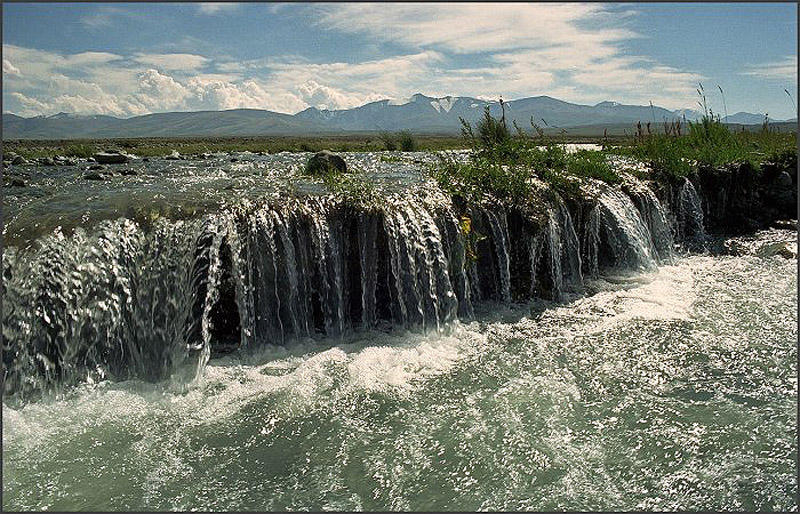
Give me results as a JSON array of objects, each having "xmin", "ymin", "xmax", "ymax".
[
  {"xmin": 722, "ymin": 112, "xmax": 769, "ymax": 124},
  {"xmin": 2, "ymin": 94, "xmax": 788, "ymax": 139}
]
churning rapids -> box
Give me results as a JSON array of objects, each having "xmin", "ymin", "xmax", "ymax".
[{"xmin": 2, "ymin": 150, "xmax": 797, "ymax": 511}]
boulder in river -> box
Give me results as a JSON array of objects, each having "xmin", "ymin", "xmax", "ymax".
[
  {"xmin": 757, "ymin": 240, "xmax": 798, "ymax": 259},
  {"xmin": 11, "ymin": 155, "xmax": 27, "ymax": 165},
  {"xmin": 38, "ymin": 157, "xmax": 56, "ymax": 166},
  {"xmin": 83, "ymin": 171, "xmax": 105, "ymax": 180},
  {"xmin": 94, "ymin": 151, "xmax": 130, "ymax": 164},
  {"xmin": 54, "ymin": 156, "xmax": 77, "ymax": 166},
  {"xmin": 305, "ymin": 150, "xmax": 347, "ymax": 176},
  {"xmin": 165, "ymin": 150, "xmax": 181, "ymax": 160},
  {"xmin": 6, "ymin": 177, "xmax": 26, "ymax": 187}
]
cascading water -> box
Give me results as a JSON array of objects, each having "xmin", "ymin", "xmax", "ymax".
[
  {"xmin": 529, "ymin": 194, "xmax": 583, "ymax": 300},
  {"xmin": 583, "ymin": 188, "xmax": 659, "ymax": 275},
  {"xmin": 627, "ymin": 184, "xmax": 675, "ymax": 262},
  {"xmin": 677, "ymin": 177, "xmax": 707, "ymax": 250},
  {"xmin": 2, "ymin": 217, "xmax": 218, "ymax": 399},
  {"xmin": 1, "ymin": 174, "xmax": 692, "ymax": 401}
]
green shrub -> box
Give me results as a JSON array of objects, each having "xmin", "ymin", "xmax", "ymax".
[
  {"xmin": 322, "ymin": 171, "xmax": 380, "ymax": 209},
  {"xmin": 379, "ymin": 132, "xmax": 398, "ymax": 151},
  {"xmin": 432, "ymin": 108, "xmax": 622, "ymax": 205},
  {"xmin": 475, "ymin": 106, "xmax": 510, "ymax": 150},
  {"xmin": 398, "ymin": 130, "xmax": 417, "ymax": 152},
  {"xmin": 62, "ymin": 144, "xmax": 96, "ymax": 158}
]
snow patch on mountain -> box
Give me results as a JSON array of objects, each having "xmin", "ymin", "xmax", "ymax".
[
  {"xmin": 387, "ymin": 96, "xmax": 413, "ymax": 106},
  {"xmin": 430, "ymin": 96, "xmax": 457, "ymax": 113}
]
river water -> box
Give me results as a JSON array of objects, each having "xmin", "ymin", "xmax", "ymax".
[
  {"xmin": 2, "ymin": 152, "xmax": 797, "ymax": 511},
  {"xmin": 3, "ymin": 235, "xmax": 796, "ymax": 511}
]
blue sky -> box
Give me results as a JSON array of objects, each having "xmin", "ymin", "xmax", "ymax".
[{"xmin": 3, "ymin": 2, "xmax": 797, "ymax": 119}]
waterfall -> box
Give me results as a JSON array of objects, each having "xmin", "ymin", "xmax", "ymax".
[
  {"xmin": 627, "ymin": 185, "xmax": 675, "ymax": 262},
  {"xmin": 529, "ymin": 195, "xmax": 583, "ymax": 300},
  {"xmin": 583, "ymin": 188, "xmax": 658, "ymax": 275},
  {"xmin": 2, "ymin": 218, "xmax": 217, "ymax": 399},
  {"xmin": 677, "ymin": 178, "xmax": 707, "ymax": 250},
  {"xmin": 1, "ymin": 177, "xmax": 688, "ymax": 400},
  {"xmin": 483, "ymin": 208, "xmax": 512, "ymax": 303}
]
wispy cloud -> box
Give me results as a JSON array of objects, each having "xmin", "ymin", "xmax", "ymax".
[
  {"xmin": 79, "ymin": 6, "xmax": 126, "ymax": 28},
  {"xmin": 309, "ymin": 3, "xmax": 702, "ymax": 109},
  {"xmin": 315, "ymin": 3, "xmax": 631, "ymax": 54},
  {"xmin": 197, "ymin": 3, "xmax": 240, "ymax": 15},
  {"xmin": 742, "ymin": 55, "xmax": 797, "ymax": 81},
  {"xmin": 133, "ymin": 53, "xmax": 209, "ymax": 71}
]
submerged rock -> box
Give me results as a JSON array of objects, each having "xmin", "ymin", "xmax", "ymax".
[
  {"xmin": 6, "ymin": 177, "xmax": 26, "ymax": 187},
  {"xmin": 83, "ymin": 170, "xmax": 105, "ymax": 180},
  {"xmin": 757, "ymin": 241, "xmax": 797, "ymax": 259},
  {"xmin": 305, "ymin": 150, "xmax": 347, "ymax": 175},
  {"xmin": 94, "ymin": 151, "xmax": 130, "ymax": 164},
  {"xmin": 53, "ymin": 155, "xmax": 76, "ymax": 166}
]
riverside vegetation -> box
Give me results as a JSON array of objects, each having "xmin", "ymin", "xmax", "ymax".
[{"xmin": 300, "ymin": 106, "xmax": 795, "ymax": 227}]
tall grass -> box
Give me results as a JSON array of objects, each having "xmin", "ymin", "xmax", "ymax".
[{"xmin": 620, "ymin": 113, "xmax": 796, "ymax": 178}]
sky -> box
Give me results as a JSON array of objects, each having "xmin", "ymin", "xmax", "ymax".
[{"xmin": 2, "ymin": 2, "xmax": 797, "ymax": 119}]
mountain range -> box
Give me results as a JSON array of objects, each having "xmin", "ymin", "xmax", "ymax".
[{"xmin": 2, "ymin": 93, "xmax": 788, "ymax": 140}]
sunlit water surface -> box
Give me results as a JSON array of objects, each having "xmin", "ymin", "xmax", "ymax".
[{"xmin": 3, "ymin": 235, "xmax": 796, "ymax": 511}]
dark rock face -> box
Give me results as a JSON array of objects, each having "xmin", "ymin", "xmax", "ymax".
[
  {"xmin": 305, "ymin": 150, "xmax": 347, "ymax": 176},
  {"xmin": 94, "ymin": 151, "xmax": 130, "ymax": 164},
  {"xmin": 693, "ymin": 160, "xmax": 798, "ymax": 233}
]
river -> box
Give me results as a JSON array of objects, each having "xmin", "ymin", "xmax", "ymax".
[{"xmin": 2, "ymin": 151, "xmax": 796, "ymax": 511}]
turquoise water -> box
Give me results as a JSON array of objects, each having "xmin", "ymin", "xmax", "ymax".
[{"xmin": 3, "ymin": 237, "xmax": 796, "ymax": 511}]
